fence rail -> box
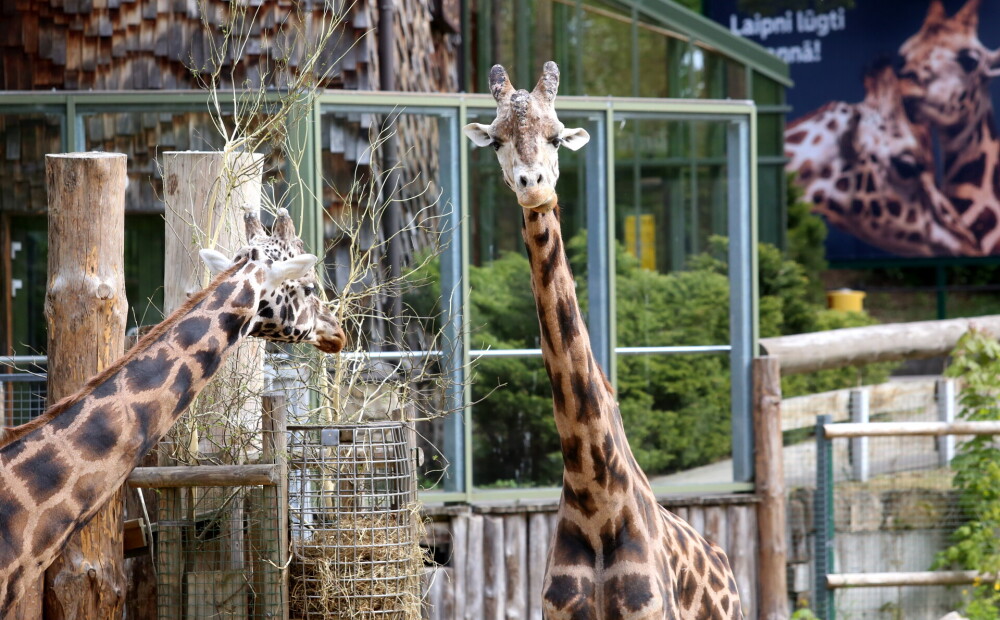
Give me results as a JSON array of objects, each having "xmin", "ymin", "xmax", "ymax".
[{"xmin": 813, "ymin": 418, "xmax": 999, "ymax": 620}]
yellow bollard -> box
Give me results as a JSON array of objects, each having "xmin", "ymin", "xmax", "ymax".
[{"xmin": 826, "ymin": 288, "xmax": 866, "ymax": 312}]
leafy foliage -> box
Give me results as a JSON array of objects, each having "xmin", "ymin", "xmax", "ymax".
[{"xmin": 935, "ymin": 330, "xmax": 1000, "ymax": 619}]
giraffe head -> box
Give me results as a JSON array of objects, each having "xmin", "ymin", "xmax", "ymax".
[
  {"xmin": 199, "ymin": 208, "xmax": 346, "ymax": 354},
  {"xmin": 463, "ymin": 61, "xmax": 590, "ymax": 211},
  {"xmin": 897, "ymin": 0, "xmax": 1000, "ymax": 127}
]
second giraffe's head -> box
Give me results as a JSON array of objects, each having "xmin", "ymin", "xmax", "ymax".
[
  {"xmin": 199, "ymin": 209, "xmax": 346, "ymax": 354},
  {"xmin": 463, "ymin": 61, "xmax": 590, "ymax": 211}
]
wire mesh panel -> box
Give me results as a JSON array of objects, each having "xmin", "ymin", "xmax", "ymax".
[
  {"xmin": 814, "ymin": 420, "xmax": 984, "ymax": 620},
  {"xmin": 156, "ymin": 484, "xmax": 283, "ymax": 619},
  {"xmin": 288, "ymin": 422, "xmax": 422, "ymax": 619},
  {"xmin": 1, "ymin": 372, "xmax": 47, "ymax": 426}
]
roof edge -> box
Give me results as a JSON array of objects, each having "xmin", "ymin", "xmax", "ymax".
[{"xmin": 630, "ymin": 0, "xmax": 793, "ymax": 87}]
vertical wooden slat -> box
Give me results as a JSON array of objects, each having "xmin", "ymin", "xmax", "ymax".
[
  {"xmin": 753, "ymin": 356, "xmax": 789, "ymax": 620},
  {"xmin": 257, "ymin": 395, "xmax": 288, "ymax": 620},
  {"xmin": 728, "ymin": 506, "xmax": 757, "ymax": 620},
  {"xmin": 504, "ymin": 514, "xmax": 527, "ymax": 619},
  {"xmin": 483, "ymin": 516, "xmax": 506, "ymax": 620},
  {"xmin": 527, "ymin": 513, "xmax": 550, "ymax": 620},
  {"xmin": 464, "ymin": 515, "xmax": 485, "ymax": 620},
  {"xmin": 687, "ymin": 507, "xmax": 705, "ymax": 536},
  {"xmin": 451, "ymin": 514, "xmax": 468, "ymax": 620},
  {"xmin": 704, "ymin": 506, "xmax": 727, "ymax": 550}
]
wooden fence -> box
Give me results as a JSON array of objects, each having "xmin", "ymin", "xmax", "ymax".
[{"xmin": 420, "ymin": 495, "xmax": 760, "ymax": 620}]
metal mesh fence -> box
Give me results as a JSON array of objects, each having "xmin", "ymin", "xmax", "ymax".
[
  {"xmin": 1, "ymin": 367, "xmax": 47, "ymax": 426},
  {"xmin": 288, "ymin": 422, "xmax": 423, "ymax": 619},
  {"xmin": 783, "ymin": 380, "xmax": 971, "ymax": 618},
  {"xmin": 156, "ymin": 483, "xmax": 284, "ymax": 619}
]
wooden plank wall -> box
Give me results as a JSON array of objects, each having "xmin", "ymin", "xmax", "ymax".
[{"xmin": 421, "ymin": 495, "xmax": 760, "ymax": 620}]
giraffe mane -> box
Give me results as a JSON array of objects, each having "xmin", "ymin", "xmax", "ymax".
[{"xmin": 0, "ymin": 259, "xmax": 247, "ymax": 449}]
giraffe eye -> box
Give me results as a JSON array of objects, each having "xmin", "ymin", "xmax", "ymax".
[
  {"xmin": 549, "ymin": 136, "xmax": 561, "ymax": 148},
  {"xmin": 491, "ymin": 139, "xmax": 502, "ymax": 151},
  {"xmin": 957, "ymin": 48, "xmax": 980, "ymax": 73},
  {"xmin": 302, "ymin": 285, "xmax": 315, "ymax": 297}
]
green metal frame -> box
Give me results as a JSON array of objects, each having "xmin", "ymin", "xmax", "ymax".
[{"xmin": 0, "ymin": 89, "xmax": 759, "ymax": 504}]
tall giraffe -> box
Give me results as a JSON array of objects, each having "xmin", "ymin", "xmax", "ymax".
[
  {"xmin": 898, "ymin": 0, "xmax": 1000, "ymax": 253},
  {"xmin": 0, "ymin": 209, "xmax": 345, "ymax": 611},
  {"xmin": 464, "ymin": 62, "xmax": 743, "ymax": 619},
  {"xmin": 785, "ymin": 60, "xmax": 980, "ymax": 256}
]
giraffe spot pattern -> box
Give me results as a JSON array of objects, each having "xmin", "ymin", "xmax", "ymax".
[
  {"xmin": 541, "ymin": 237, "xmax": 563, "ymax": 288},
  {"xmin": 543, "ymin": 574, "xmax": 596, "ymax": 618},
  {"xmin": 550, "ymin": 370, "xmax": 566, "ymax": 413},
  {"xmin": 207, "ymin": 281, "xmax": 237, "ymax": 311},
  {"xmin": 233, "ymin": 281, "xmax": 256, "ymax": 309},
  {"xmin": 972, "ymin": 209, "xmax": 997, "ymax": 238},
  {"xmin": 601, "ymin": 577, "xmax": 655, "ymax": 619},
  {"xmin": 556, "ymin": 297, "xmax": 580, "ymax": 347},
  {"xmin": 218, "ymin": 312, "xmax": 248, "ymax": 347},
  {"xmin": 0, "ymin": 493, "xmax": 27, "ymax": 565},
  {"xmin": 174, "ymin": 316, "xmax": 212, "ymax": 349},
  {"xmin": 551, "ymin": 520, "xmax": 596, "ymax": 566},
  {"xmin": 170, "ymin": 364, "xmax": 195, "ymax": 415},
  {"xmin": 14, "ymin": 451, "xmax": 71, "ymax": 503},
  {"xmin": 30, "ymin": 507, "xmax": 75, "ymax": 558},
  {"xmin": 563, "ymin": 484, "xmax": 599, "ymax": 517},
  {"xmin": 74, "ymin": 406, "xmax": 119, "ymax": 459},
  {"xmin": 561, "ymin": 434, "xmax": 583, "ymax": 472},
  {"xmin": 126, "ymin": 349, "xmax": 176, "ymax": 393},
  {"xmin": 131, "ymin": 401, "xmax": 159, "ymax": 457},
  {"xmin": 600, "ymin": 509, "xmax": 648, "ymax": 568},
  {"xmin": 89, "ymin": 376, "xmax": 119, "ymax": 400},
  {"xmin": 952, "ymin": 153, "xmax": 987, "ymax": 186},
  {"xmin": 193, "ymin": 346, "xmax": 222, "ymax": 379},
  {"xmin": 570, "ymin": 371, "xmax": 600, "ymax": 422}
]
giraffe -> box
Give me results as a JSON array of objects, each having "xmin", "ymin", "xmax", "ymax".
[
  {"xmin": 464, "ymin": 62, "xmax": 743, "ymax": 619},
  {"xmin": 0, "ymin": 209, "xmax": 345, "ymax": 611},
  {"xmin": 897, "ymin": 0, "xmax": 1000, "ymax": 253},
  {"xmin": 785, "ymin": 60, "xmax": 980, "ymax": 257}
]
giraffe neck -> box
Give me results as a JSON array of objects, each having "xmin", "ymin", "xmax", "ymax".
[
  {"xmin": 0, "ymin": 260, "xmax": 262, "ymax": 610},
  {"xmin": 938, "ymin": 108, "xmax": 1000, "ymax": 252},
  {"xmin": 521, "ymin": 205, "xmax": 649, "ymax": 510}
]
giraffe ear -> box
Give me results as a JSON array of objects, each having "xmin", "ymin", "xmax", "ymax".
[
  {"xmin": 987, "ymin": 48, "xmax": 1000, "ymax": 78},
  {"xmin": 559, "ymin": 127, "xmax": 590, "ymax": 151},
  {"xmin": 267, "ymin": 254, "xmax": 318, "ymax": 285},
  {"xmin": 463, "ymin": 123, "xmax": 494, "ymax": 148},
  {"xmin": 200, "ymin": 249, "xmax": 235, "ymax": 275}
]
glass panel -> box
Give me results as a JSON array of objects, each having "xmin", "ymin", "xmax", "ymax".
[
  {"xmin": 617, "ymin": 352, "xmax": 731, "ymax": 479},
  {"xmin": 752, "ymin": 72, "xmax": 783, "ymax": 105},
  {"xmin": 637, "ymin": 28, "xmax": 670, "ymax": 98},
  {"xmin": 758, "ymin": 112, "xmax": 785, "ymax": 157},
  {"xmin": 579, "ymin": 1, "xmax": 634, "ymax": 97},
  {"xmin": 471, "ymin": 356, "xmax": 561, "ymax": 488},
  {"xmin": 614, "ymin": 117, "xmax": 730, "ymax": 279}
]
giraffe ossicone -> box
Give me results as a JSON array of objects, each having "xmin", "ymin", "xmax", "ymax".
[
  {"xmin": 0, "ymin": 208, "xmax": 344, "ymax": 611},
  {"xmin": 466, "ymin": 61, "xmax": 744, "ymax": 619}
]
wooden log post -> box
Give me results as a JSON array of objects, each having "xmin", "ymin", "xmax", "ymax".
[
  {"xmin": 41, "ymin": 152, "xmax": 129, "ymax": 619},
  {"xmin": 753, "ymin": 356, "xmax": 790, "ymax": 620},
  {"xmin": 160, "ymin": 150, "xmax": 265, "ymax": 619},
  {"xmin": 162, "ymin": 150, "xmax": 266, "ymax": 461}
]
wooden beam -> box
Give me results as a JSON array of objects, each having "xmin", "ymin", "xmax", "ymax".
[
  {"xmin": 760, "ymin": 315, "xmax": 1000, "ymax": 374},
  {"xmin": 752, "ymin": 357, "xmax": 789, "ymax": 620},
  {"xmin": 827, "ymin": 571, "xmax": 980, "ymax": 588},
  {"xmin": 126, "ymin": 464, "xmax": 280, "ymax": 488},
  {"xmin": 43, "ymin": 151, "xmax": 128, "ymax": 619},
  {"xmin": 823, "ymin": 421, "xmax": 1000, "ymax": 439}
]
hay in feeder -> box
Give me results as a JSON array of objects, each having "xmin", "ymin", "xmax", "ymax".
[{"xmin": 289, "ymin": 506, "xmax": 426, "ymax": 619}]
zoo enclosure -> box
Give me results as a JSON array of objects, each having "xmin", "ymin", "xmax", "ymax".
[{"xmin": 0, "ymin": 90, "xmax": 760, "ymax": 503}]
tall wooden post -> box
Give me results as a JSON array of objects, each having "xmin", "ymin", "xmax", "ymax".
[
  {"xmin": 753, "ymin": 356, "xmax": 790, "ymax": 620},
  {"xmin": 41, "ymin": 152, "xmax": 129, "ymax": 619},
  {"xmin": 160, "ymin": 151, "xmax": 264, "ymax": 619},
  {"xmin": 162, "ymin": 150, "xmax": 266, "ymax": 460}
]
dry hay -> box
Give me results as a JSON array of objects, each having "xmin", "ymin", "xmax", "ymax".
[{"xmin": 289, "ymin": 506, "xmax": 426, "ymax": 619}]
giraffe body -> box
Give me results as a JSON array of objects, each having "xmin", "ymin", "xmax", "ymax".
[
  {"xmin": 465, "ymin": 62, "xmax": 743, "ymax": 619},
  {"xmin": 898, "ymin": 0, "xmax": 1000, "ymax": 253},
  {"xmin": 0, "ymin": 210, "xmax": 344, "ymax": 611},
  {"xmin": 785, "ymin": 61, "xmax": 979, "ymax": 257}
]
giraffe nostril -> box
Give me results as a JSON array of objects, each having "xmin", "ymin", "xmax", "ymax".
[
  {"xmin": 519, "ymin": 175, "xmax": 529, "ymax": 187},
  {"xmin": 536, "ymin": 174, "xmax": 543, "ymax": 184}
]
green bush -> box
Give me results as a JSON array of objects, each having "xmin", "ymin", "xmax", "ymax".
[
  {"xmin": 406, "ymin": 234, "xmax": 889, "ymax": 486},
  {"xmin": 935, "ymin": 330, "xmax": 1000, "ymax": 619}
]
